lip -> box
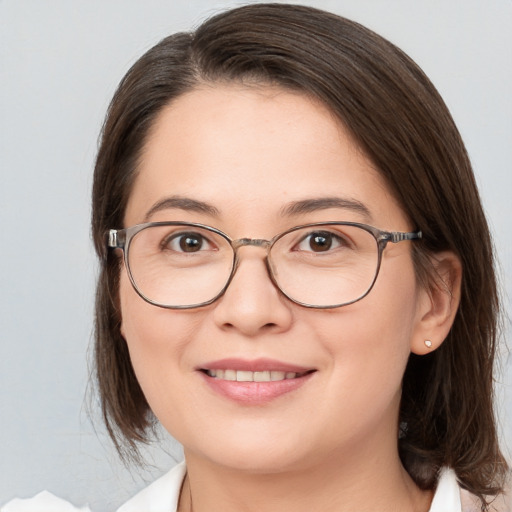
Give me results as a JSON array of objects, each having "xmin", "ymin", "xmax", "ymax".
[
  {"xmin": 198, "ymin": 357, "xmax": 313, "ymax": 373},
  {"xmin": 197, "ymin": 358, "xmax": 316, "ymax": 405}
]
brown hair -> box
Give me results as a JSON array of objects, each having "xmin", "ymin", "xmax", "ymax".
[{"xmin": 91, "ymin": 3, "xmax": 509, "ymax": 506}]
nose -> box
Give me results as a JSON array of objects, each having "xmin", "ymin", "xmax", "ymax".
[{"xmin": 212, "ymin": 247, "xmax": 293, "ymax": 336}]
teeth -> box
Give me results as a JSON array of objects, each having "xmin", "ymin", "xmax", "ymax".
[
  {"xmin": 254, "ymin": 371, "xmax": 270, "ymax": 382},
  {"xmin": 206, "ymin": 369, "xmax": 302, "ymax": 382},
  {"xmin": 224, "ymin": 369, "xmax": 236, "ymax": 381},
  {"xmin": 237, "ymin": 370, "xmax": 253, "ymax": 382}
]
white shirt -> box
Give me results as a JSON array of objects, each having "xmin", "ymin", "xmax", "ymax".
[
  {"xmin": 117, "ymin": 463, "xmax": 467, "ymax": 512},
  {"xmin": 1, "ymin": 463, "xmax": 498, "ymax": 512}
]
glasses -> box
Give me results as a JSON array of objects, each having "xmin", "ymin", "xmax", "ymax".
[{"xmin": 108, "ymin": 221, "xmax": 421, "ymax": 309}]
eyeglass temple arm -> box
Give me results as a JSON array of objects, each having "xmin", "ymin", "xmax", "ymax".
[
  {"xmin": 107, "ymin": 229, "xmax": 126, "ymax": 249},
  {"xmin": 385, "ymin": 231, "xmax": 422, "ymax": 244}
]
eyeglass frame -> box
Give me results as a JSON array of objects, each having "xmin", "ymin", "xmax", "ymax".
[{"xmin": 107, "ymin": 221, "xmax": 422, "ymax": 310}]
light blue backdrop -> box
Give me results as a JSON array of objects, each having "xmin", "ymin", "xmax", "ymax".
[{"xmin": 1, "ymin": 1, "xmax": 511, "ymax": 510}]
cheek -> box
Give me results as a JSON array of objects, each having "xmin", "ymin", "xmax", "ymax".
[
  {"xmin": 358, "ymin": 262, "xmax": 419, "ymax": 367},
  {"xmin": 119, "ymin": 271, "xmax": 196, "ymax": 405},
  {"xmin": 319, "ymin": 259, "xmax": 420, "ymax": 411}
]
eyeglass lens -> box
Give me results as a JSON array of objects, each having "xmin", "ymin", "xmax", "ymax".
[{"xmin": 126, "ymin": 223, "xmax": 380, "ymax": 308}]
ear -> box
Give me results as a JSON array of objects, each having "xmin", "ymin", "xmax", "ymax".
[{"xmin": 410, "ymin": 251, "xmax": 462, "ymax": 355}]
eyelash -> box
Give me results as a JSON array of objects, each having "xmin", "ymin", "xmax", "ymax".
[
  {"xmin": 293, "ymin": 231, "xmax": 349, "ymax": 253},
  {"xmin": 155, "ymin": 227, "xmax": 356, "ymax": 255},
  {"xmin": 161, "ymin": 232, "xmax": 216, "ymax": 253}
]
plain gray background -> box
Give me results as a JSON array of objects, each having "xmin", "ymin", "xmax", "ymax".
[{"xmin": 1, "ymin": 1, "xmax": 511, "ymax": 510}]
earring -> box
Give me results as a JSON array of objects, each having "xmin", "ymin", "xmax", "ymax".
[{"xmin": 424, "ymin": 340, "xmax": 433, "ymax": 348}]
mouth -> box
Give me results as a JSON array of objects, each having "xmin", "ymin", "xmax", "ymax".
[
  {"xmin": 202, "ymin": 369, "xmax": 314, "ymax": 382},
  {"xmin": 197, "ymin": 358, "xmax": 316, "ymax": 404}
]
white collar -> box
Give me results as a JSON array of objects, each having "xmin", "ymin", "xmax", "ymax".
[
  {"xmin": 429, "ymin": 468, "xmax": 461, "ymax": 512},
  {"xmin": 117, "ymin": 462, "xmax": 463, "ymax": 512},
  {"xmin": 117, "ymin": 462, "xmax": 186, "ymax": 512}
]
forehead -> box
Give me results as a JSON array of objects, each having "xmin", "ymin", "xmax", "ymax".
[{"xmin": 124, "ymin": 84, "xmax": 406, "ymax": 232}]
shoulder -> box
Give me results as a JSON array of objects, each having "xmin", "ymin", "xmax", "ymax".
[
  {"xmin": 1, "ymin": 462, "xmax": 186, "ymax": 512},
  {"xmin": 431, "ymin": 468, "xmax": 511, "ymax": 512},
  {"xmin": 460, "ymin": 488, "xmax": 511, "ymax": 512},
  {"xmin": 461, "ymin": 489, "xmax": 511, "ymax": 512},
  {"xmin": 116, "ymin": 461, "xmax": 187, "ymax": 512},
  {"xmin": 1, "ymin": 491, "xmax": 91, "ymax": 512}
]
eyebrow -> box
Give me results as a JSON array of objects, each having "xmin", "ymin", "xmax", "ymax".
[
  {"xmin": 144, "ymin": 195, "xmax": 220, "ymax": 222},
  {"xmin": 144, "ymin": 195, "xmax": 372, "ymax": 222},
  {"xmin": 280, "ymin": 197, "xmax": 372, "ymax": 220}
]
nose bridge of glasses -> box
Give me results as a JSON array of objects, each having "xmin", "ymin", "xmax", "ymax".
[{"xmin": 231, "ymin": 238, "xmax": 272, "ymax": 252}]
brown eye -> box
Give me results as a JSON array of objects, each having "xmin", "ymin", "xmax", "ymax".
[
  {"xmin": 166, "ymin": 232, "xmax": 209, "ymax": 253},
  {"xmin": 180, "ymin": 234, "xmax": 203, "ymax": 252},
  {"xmin": 309, "ymin": 233, "xmax": 332, "ymax": 252},
  {"xmin": 296, "ymin": 231, "xmax": 342, "ymax": 252}
]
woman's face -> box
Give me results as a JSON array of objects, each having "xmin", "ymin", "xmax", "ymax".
[{"xmin": 120, "ymin": 85, "xmax": 429, "ymax": 473}]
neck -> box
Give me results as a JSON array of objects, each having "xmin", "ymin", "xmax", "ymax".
[{"xmin": 179, "ymin": 440, "xmax": 432, "ymax": 512}]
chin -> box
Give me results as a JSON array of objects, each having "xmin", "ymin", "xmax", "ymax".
[
  {"xmin": 184, "ymin": 429, "xmax": 314, "ymax": 474},
  {"xmin": 207, "ymin": 450, "xmax": 307, "ymax": 475}
]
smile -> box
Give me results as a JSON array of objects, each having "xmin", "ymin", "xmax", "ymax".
[
  {"xmin": 204, "ymin": 369, "xmax": 310, "ymax": 382},
  {"xmin": 198, "ymin": 359, "xmax": 316, "ymax": 404}
]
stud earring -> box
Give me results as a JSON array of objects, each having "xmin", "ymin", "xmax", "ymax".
[{"xmin": 424, "ymin": 340, "xmax": 433, "ymax": 348}]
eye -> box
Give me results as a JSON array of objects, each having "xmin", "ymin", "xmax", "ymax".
[
  {"xmin": 295, "ymin": 231, "xmax": 345, "ymax": 253},
  {"xmin": 163, "ymin": 232, "xmax": 214, "ymax": 253}
]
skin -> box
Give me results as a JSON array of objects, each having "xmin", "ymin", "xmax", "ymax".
[{"xmin": 119, "ymin": 85, "xmax": 460, "ymax": 512}]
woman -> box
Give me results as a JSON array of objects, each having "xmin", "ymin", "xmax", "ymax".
[
  {"xmin": 90, "ymin": 4, "xmax": 510, "ymax": 510},
  {"xmin": 4, "ymin": 3, "xmax": 509, "ymax": 512}
]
